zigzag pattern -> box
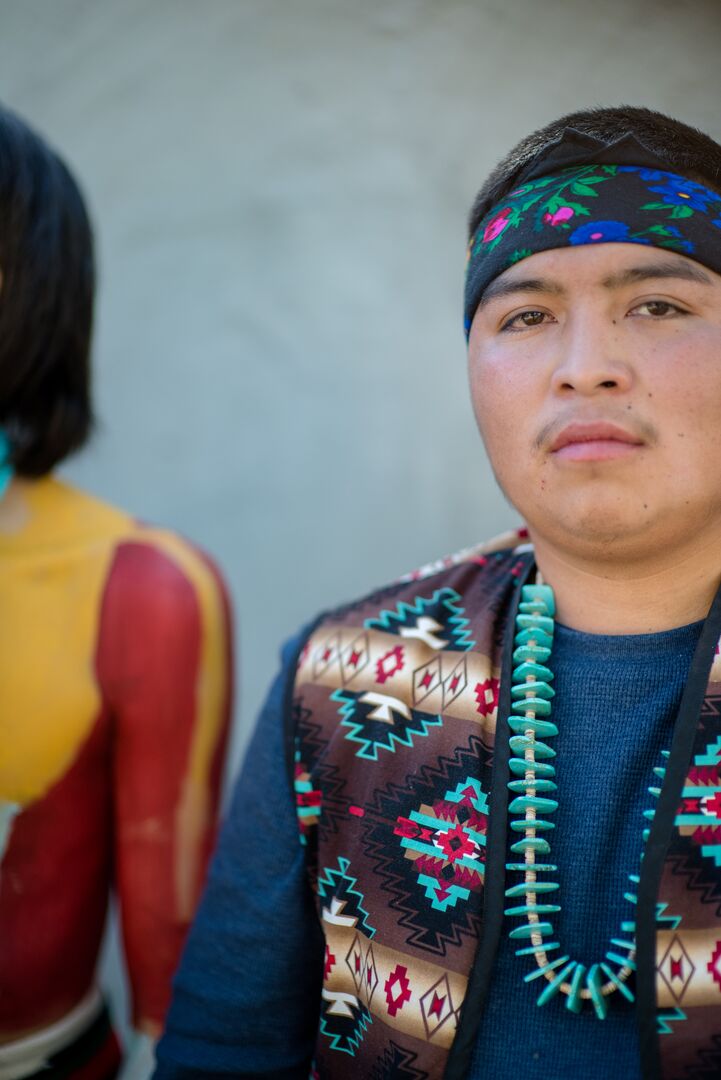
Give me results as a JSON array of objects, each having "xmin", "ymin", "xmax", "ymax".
[
  {"xmin": 365, "ymin": 588, "xmax": 476, "ymax": 652},
  {"xmin": 684, "ymin": 1032, "xmax": 721, "ymax": 1079},
  {"xmin": 319, "ymin": 1000, "xmax": 372, "ymax": 1056},
  {"xmin": 295, "ymin": 704, "xmax": 349, "ymax": 843},
  {"xmin": 657, "ymin": 1007, "xmax": 686, "ymax": 1035},
  {"xmin": 369, "ymin": 1040, "xmax": 427, "ymax": 1080},
  {"xmin": 656, "ymin": 900, "xmax": 682, "ymax": 932},
  {"xmin": 665, "ymin": 850, "xmax": 721, "ymax": 914},
  {"xmin": 359, "ymin": 736, "xmax": 488, "ymax": 956},
  {"xmin": 333, "ymin": 688, "xmax": 443, "ymax": 761},
  {"xmin": 317, "ymin": 856, "xmax": 377, "ymax": 939}
]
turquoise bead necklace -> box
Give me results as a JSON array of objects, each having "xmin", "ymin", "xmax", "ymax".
[{"xmin": 504, "ymin": 581, "xmax": 667, "ymax": 1017}]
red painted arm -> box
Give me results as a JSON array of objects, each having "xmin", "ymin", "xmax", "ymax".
[{"xmin": 96, "ymin": 534, "xmax": 233, "ymax": 1030}]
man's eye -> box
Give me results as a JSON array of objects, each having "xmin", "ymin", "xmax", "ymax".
[
  {"xmin": 501, "ymin": 310, "xmax": 549, "ymax": 331},
  {"xmin": 631, "ymin": 300, "xmax": 687, "ymax": 318}
]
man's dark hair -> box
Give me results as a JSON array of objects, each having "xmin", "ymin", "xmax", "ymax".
[
  {"xmin": 0, "ymin": 104, "xmax": 94, "ymax": 476},
  {"xmin": 469, "ymin": 105, "xmax": 721, "ymax": 239}
]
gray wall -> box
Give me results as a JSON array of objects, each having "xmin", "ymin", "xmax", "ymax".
[{"xmin": 2, "ymin": 0, "xmax": 720, "ymax": 1037}]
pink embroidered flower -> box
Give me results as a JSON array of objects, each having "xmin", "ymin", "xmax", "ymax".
[
  {"xmin": 543, "ymin": 206, "xmax": 574, "ymax": 226},
  {"xmin": 482, "ymin": 207, "xmax": 512, "ymax": 243}
]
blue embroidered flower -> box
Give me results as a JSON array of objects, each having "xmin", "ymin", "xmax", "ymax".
[
  {"xmin": 618, "ymin": 166, "xmax": 666, "ymax": 182},
  {"xmin": 569, "ymin": 220, "xmax": 630, "ymax": 245},
  {"xmin": 648, "ymin": 175, "xmax": 715, "ymax": 211}
]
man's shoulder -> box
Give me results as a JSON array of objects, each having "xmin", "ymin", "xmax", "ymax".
[{"xmin": 301, "ymin": 527, "xmax": 530, "ymax": 644}]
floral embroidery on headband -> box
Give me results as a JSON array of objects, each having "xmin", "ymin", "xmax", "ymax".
[{"xmin": 464, "ymin": 163, "xmax": 721, "ymax": 337}]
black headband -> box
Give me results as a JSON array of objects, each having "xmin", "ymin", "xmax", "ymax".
[{"xmin": 464, "ymin": 132, "xmax": 721, "ymax": 338}]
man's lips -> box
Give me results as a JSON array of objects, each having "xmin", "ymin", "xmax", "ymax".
[{"xmin": 549, "ymin": 422, "xmax": 645, "ymax": 462}]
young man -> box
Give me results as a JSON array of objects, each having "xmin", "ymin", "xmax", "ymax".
[
  {"xmin": 0, "ymin": 106, "xmax": 233, "ymax": 1078},
  {"xmin": 155, "ymin": 107, "xmax": 721, "ymax": 1080}
]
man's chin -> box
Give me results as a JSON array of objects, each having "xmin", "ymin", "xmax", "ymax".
[{"xmin": 524, "ymin": 503, "xmax": 659, "ymax": 555}]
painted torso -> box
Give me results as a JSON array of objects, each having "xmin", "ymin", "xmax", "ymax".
[{"xmin": 0, "ymin": 477, "xmax": 231, "ymax": 1038}]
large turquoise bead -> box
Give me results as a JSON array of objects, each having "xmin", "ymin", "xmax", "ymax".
[
  {"xmin": 536, "ymin": 960, "xmax": 576, "ymax": 1006},
  {"xmin": 511, "ymin": 680, "xmax": 555, "ymax": 701},
  {"xmin": 509, "ymin": 735, "xmax": 556, "ymax": 759},
  {"xmin": 509, "ymin": 757, "xmax": 556, "ymax": 778},
  {"xmin": 510, "ymin": 837, "xmax": 551, "ymax": 854},
  {"xmin": 508, "ymin": 920, "xmax": 554, "ymax": 940},
  {"xmin": 515, "ymin": 627, "xmax": 554, "ymax": 649},
  {"xmin": 510, "ymin": 695, "xmax": 553, "ymax": 717},
  {"xmin": 508, "ymin": 795, "xmax": 558, "ymax": 814},
  {"xmin": 508, "ymin": 778, "xmax": 557, "ymax": 794},
  {"xmin": 524, "ymin": 953, "xmax": 571, "ymax": 983},
  {"xmin": 521, "ymin": 584, "xmax": 555, "ymax": 615},
  {"xmin": 505, "ymin": 881, "xmax": 559, "ymax": 897},
  {"xmin": 599, "ymin": 963, "xmax": 635, "ymax": 1003},
  {"xmin": 565, "ymin": 963, "xmax": 586, "ymax": 1014},
  {"xmin": 505, "ymin": 862, "xmax": 558, "ymax": 872},
  {"xmin": 517, "ymin": 613, "xmax": 555, "ymax": 635},
  {"xmin": 508, "ymin": 716, "xmax": 558, "ymax": 738},
  {"xmin": 513, "ymin": 644, "xmax": 552, "ymax": 664},
  {"xmin": 586, "ymin": 964, "xmax": 608, "ymax": 1019},
  {"xmin": 513, "ymin": 661, "xmax": 554, "ymax": 683},
  {"xmin": 515, "ymin": 941, "xmax": 560, "ymax": 957},
  {"xmin": 510, "ymin": 817, "xmax": 555, "ymax": 832},
  {"xmin": 518, "ymin": 600, "xmax": 551, "ymax": 616},
  {"xmin": 504, "ymin": 903, "xmax": 561, "ymax": 918}
]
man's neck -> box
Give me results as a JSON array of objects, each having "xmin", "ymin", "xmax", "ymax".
[{"xmin": 529, "ymin": 528, "xmax": 721, "ymax": 635}]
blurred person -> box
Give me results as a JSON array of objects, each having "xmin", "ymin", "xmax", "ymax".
[
  {"xmin": 155, "ymin": 106, "xmax": 721, "ymax": 1080},
  {"xmin": 0, "ymin": 105, "xmax": 233, "ymax": 1079}
]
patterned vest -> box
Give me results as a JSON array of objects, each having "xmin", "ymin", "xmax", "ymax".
[{"xmin": 291, "ymin": 533, "xmax": 721, "ymax": 1079}]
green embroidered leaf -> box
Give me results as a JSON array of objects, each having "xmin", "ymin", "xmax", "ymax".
[
  {"xmin": 646, "ymin": 224, "xmax": 671, "ymax": 235},
  {"xmin": 508, "ymin": 248, "xmax": 533, "ymax": 264},
  {"xmin": 570, "ymin": 183, "xmax": 599, "ymax": 196},
  {"xmin": 669, "ymin": 205, "xmax": 694, "ymax": 219},
  {"xmin": 641, "ymin": 202, "xmax": 671, "ymax": 211}
]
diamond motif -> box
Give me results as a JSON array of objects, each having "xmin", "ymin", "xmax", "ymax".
[
  {"xmin": 341, "ymin": 632, "xmax": 370, "ymax": 683},
  {"xmin": 442, "ymin": 657, "xmax": 468, "ymax": 708},
  {"xmin": 313, "ymin": 633, "xmax": 341, "ymax": 678},
  {"xmin": 345, "ymin": 933, "xmax": 365, "ymax": 993},
  {"xmin": 413, "ymin": 658, "xmax": 442, "ymax": 707},
  {"xmin": 419, "ymin": 974, "xmax": 455, "ymax": 1037},
  {"xmin": 363, "ymin": 943, "xmax": 379, "ymax": 1005},
  {"xmin": 658, "ymin": 933, "xmax": 695, "ymax": 1002}
]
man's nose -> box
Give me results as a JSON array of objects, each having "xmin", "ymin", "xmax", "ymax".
[{"xmin": 550, "ymin": 317, "xmax": 634, "ymax": 396}]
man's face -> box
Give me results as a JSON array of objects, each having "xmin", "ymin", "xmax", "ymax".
[{"xmin": 467, "ymin": 242, "xmax": 721, "ymax": 561}]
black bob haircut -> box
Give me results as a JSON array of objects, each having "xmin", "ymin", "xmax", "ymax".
[
  {"xmin": 469, "ymin": 105, "xmax": 721, "ymax": 240},
  {"xmin": 0, "ymin": 104, "xmax": 94, "ymax": 476}
]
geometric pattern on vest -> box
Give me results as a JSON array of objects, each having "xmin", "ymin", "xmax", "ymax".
[
  {"xmin": 367, "ymin": 1039, "xmax": 427, "ymax": 1079},
  {"xmin": 294, "ymin": 536, "xmax": 523, "ymax": 1076},
  {"xmin": 360, "ymin": 738, "xmax": 490, "ymax": 952},
  {"xmin": 656, "ymin": 701, "xmax": 721, "ymax": 1080}
]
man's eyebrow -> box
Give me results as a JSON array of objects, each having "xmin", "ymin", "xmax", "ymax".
[
  {"xmin": 601, "ymin": 261, "xmax": 714, "ymax": 289},
  {"xmin": 476, "ymin": 260, "xmax": 714, "ymax": 312},
  {"xmin": 477, "ymin": 277, "xmax": 566, "ymax": 310}
]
